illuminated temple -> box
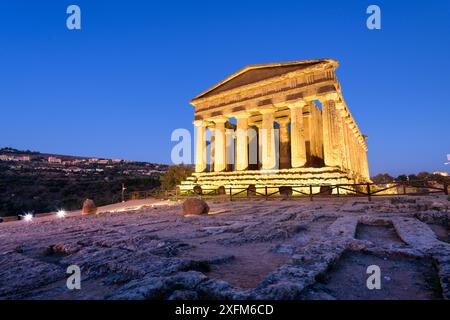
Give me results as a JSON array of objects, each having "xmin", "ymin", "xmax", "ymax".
[{"xmin": 180, "ymin": 59, "xmax": 370, "ymax": 194}]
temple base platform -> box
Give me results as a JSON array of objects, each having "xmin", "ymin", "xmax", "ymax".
[{"xmin": 179, "ymin": 166, "xmax": 369, "ymax": 195}]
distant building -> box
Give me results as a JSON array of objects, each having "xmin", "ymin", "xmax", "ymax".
[
  {"xmin": 89, "ymin": 158, "xmax": 99, "ymax": 163},
  {"xmin": 112, "ymin": 159, "xmax": 123, "ymax": 163},
  {"xmin": 0, "ymin": 155, "xmax": 10, "ymax": 161},
  {"xmin": 433, "ymin": 172, "xmax": 449, "ymax": 177},
  {"xmin": 48, "ymin": 157, "xmax": 62, "ymax": 164},
  {"xmin": 16, "ymin": 156, "xmax": 31, "ymax": 162},
  {"xmin": 97, "ymin": 159, "xmax": 109, "ymax": 165}
]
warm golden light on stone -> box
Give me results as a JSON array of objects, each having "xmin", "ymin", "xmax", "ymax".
[{"xmin": 181, "ymin": 59, "xmax": 370, "ymax": 194}]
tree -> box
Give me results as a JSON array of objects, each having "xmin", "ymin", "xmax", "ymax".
[
  {"xmin": 159, "ymin": 164, "xmax": 194, "ymax": 190},
  {"xmin": 417, "ymin": 172, "xmax": 431, "ymax": 180},
  {"xmin": 396, "ymin": 174, "xmax": 408, "ymax": 182},
  {"xmin": 371, "ymin": 173, "xmax": 394, "ymax": 184}
]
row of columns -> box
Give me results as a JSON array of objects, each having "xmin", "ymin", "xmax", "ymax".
[
  {"xmin": 194, "ymin": 104, "xmax": 309, "ymax": 173},
  {"xmin": 321, "ymin": 93, "xmax": 370, "ymax": 179},
  {"xmin": 194, "ymin": 96, "xmax": 369, "ymax": 179}
]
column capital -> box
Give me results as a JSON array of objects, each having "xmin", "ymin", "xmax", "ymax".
[
  {"xmin": 211, "ymin": 116, "xmax": 228, "ymax": 124},
  {"xmin": 338, "ymin": 108, "xmax": 348, "ymax": 118},
  {"xmin": 258, "ymin": 106, "xmax": 277, "ymax": 114},
  {"xmin": 287, "ymin": 100, "xmax": 308, "ymax": 109},
  {"xmin": 250, "ymin": 121, "xmax": 263, "ymax": 128},
  {"xmin": 277, "ymin": 117, "xmax": 290, "ymax": 126},
  {"xmin": 322, "ymin": 92, "xmax": 340, "ymax": 102},
  {"xmin": 193, "ymin": 119, "xmax": 206, "ymax": 127},
  {"xmin": 335, "ymin": 101, "xmax": 346, "ymax": 110},
  {"xmin": 234, "ymin": 111, "xmax": 250, "ymax": 119}
]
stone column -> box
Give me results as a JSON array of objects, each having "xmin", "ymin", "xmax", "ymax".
[
  {"xmin": 193, "ymin": 120, "xmax": 207, "ymax": 173},
  {"xmin": 357, "ymin": 137, "xmax": 368, "ymax": 179},
  {"xmin": 208, "ymin": 126, "xmax": 215, "ymax": 172},
  {"xmin": 321, "ymin": 94, "xmax": 345, "ymax": 168},
  {"xmin": 235, "ymin": 114, "xmax": 249, "ymax": 171},
  {"xmin": 362, "ymin": 140, "xmax": 370, "ymax": 180},
  {"xmin": 278, "ymin": 118, "xmax": 291, "ymax": 169},
  {"xmin": 213, "ymin": 117, "xmax": 227, "ymax": 172},
  {"xmin": 337, "ymin": 108, "xmax": 352, "ymax": 171},
  {"xmin": 255, "ymin": 123, "xmax": 263, "ymax": 169},
  {"xmin": 342, "ymin": 117, "xmax": 353, "ymax": 172},
  {"xmin": 349, "ymin": 124, "xmax": 358, "ymax": 175},
  {"xmin": 351, "ymin": 127, "xmax": 361, "ymax": 176},
  {"xmin": 248, "ymin": 126, "xmax": 258, "ymax": 169},
  {"xmin": 225, "ymin": 122, "xmax": 235, "ymax": 172},
  {"xmin": 289, "ymin": 101, "xmax": 307, "ymax": 168},
  {"xmin": 260, "ymin": 108, "xmax": 276, "ymax": 170}
]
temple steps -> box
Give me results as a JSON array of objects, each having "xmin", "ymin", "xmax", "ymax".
[{"xmin": 179, "ymin": 166, "xmax": 363, "ymax": 194}]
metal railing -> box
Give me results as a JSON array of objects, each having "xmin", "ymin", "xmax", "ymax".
[{"xmin": 133, "ymin": 180, "xmax": 448, "ymax": 202}]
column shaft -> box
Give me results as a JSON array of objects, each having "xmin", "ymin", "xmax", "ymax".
[
  {"xmin": 289, "ymin": 103, "xmax": 307, "ymax": 167},
  {"xmin": 321, "ymin": 98, "xmax": 345, "ymax": 168},
  {"xmin": 235, "ymin": 116, "xmax": 249, "ymax": 171},
  {"xmin": 362, "ymin": 145, "xmax": 370, "ymax": 180},
  {"xmin": 213, "ymin": 120, "xmax": 227, "ymax": 172},
  {"xmin": 209, "ymin": 127, "xmax": 215, "ymax": 172},
  {"xmin": 279, "ymin": 120, "xmax": 291, "ymax": 169},
  {"xmin": 193, "ymin": 120, "xmax": 206, "ymax": 173},
  {"xmin": 261, "ymin": 109, "xmax": 276, "ymax": 170}
]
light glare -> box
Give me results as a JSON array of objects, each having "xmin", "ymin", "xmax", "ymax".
[{"xmin": 57, "ymin": 210, "xmax": 66, "ymax": 218}]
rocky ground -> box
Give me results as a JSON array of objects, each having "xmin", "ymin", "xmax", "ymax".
[{"xmin": 0, "ymin": 195, "xmax": 448, "ymax": 300}]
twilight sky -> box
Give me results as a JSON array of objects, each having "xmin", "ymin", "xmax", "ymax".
[{"xmin": 0, "ymin": 0, "xmax": 449, "ymax": 176}]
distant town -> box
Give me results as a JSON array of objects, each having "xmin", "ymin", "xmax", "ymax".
[{"xmin": 0, "ymin": 147, "xmax": 168, "ymax": 177}]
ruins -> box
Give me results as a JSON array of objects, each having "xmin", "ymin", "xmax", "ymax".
[{"xmin": 180, "ymin": 59, "xmax": 370, "ymax": 194}]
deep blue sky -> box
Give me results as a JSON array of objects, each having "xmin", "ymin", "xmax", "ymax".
[{"xmin": 0, "ymin": 1, "xmax": 449, "ymax": 176}]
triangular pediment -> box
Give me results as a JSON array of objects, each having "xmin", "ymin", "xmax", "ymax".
[{"xmin": 192, "ymin": 59, "xmax": 337, "ymax": 102}]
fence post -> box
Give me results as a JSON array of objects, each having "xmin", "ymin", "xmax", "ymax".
[
  {"xmin": 444, "ymin": 182, "xmax": 449, "ymax": 195},
  {"xmin": 402, "ymin": 183, "xmax": 407, "ymax": 195},
  {"xmin": 309, "ymin": 185, "xmax": 313, "ymax": 201},
  {"xmin": 367, "ymin": 183, "xmax": 371, "ymax": 201},
  {"xmin": 336, "ymin": 185, "xmax": 340, "ymax": 197},
  {"xmin": 264, "ymin": 186, "xmax": 268, "ymax": 200},
  {"xmin": 229, "ymin": 187, "xmax": 233, "ymax": 201}
]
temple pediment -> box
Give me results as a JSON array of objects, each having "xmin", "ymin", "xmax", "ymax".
[{"xmin": 192, "ymin": 59, "xmax": 338, "ymax": 102}]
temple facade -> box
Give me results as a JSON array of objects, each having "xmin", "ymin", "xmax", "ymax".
[{"xmin": 180, "ymin": 59, "xmax": 370, "ymax": 195}]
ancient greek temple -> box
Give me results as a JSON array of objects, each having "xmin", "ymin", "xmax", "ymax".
[{"xmin": 180, "ymin": 59, "xmax": 370, "ymax": 194}]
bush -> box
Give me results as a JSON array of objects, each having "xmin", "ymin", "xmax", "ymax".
[
  {"xmin": 371, "ymin": 173, "xmax": 394, "ymax": 184},
  {"xmin": 159, "ymin": 164, "xmax": 194, "ymax": 190}
]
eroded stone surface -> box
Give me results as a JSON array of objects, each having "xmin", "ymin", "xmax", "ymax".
[{"xmin": 0, "ymin": 196, "xmax": 448, "ymax": 300}]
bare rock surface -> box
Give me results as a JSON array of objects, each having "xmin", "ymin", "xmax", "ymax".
[{"xmin": 0, "ymin": 196, "xmax": 448, "ymax": 300}]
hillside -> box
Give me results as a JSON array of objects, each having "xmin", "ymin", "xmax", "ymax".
[{"xmin": 0, "ymin": 148, "xmax": 169, "ymax": 217}]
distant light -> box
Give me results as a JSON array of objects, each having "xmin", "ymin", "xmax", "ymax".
[
  {"xmin": 56, "ymin": 210, "xmax": 66, "ymax": 218},
  {"xmin": 24, "ymin": 213, "xmax": 33, "ymax": 222}
]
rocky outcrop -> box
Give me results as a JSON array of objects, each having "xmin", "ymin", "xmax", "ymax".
[
  {"xmin": 182, "ymin": 198, "xmax": 209, "ymax": 216},
  {"xmin": 82, "ymin": 199, "xmax": 97, "ymax": 215}
]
